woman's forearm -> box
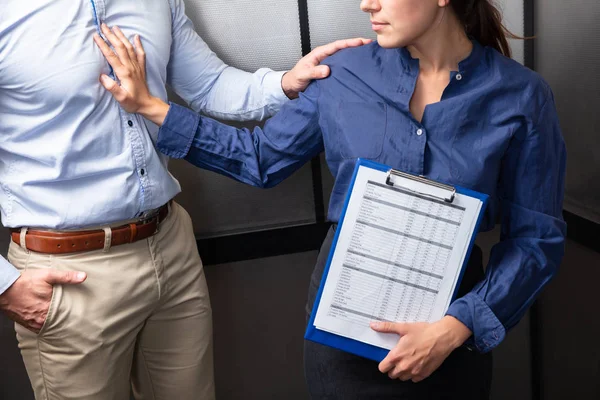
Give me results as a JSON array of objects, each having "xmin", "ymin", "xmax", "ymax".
[
  {"xmin": 138, "ymin": 97, "xmax": 170, "ymax": 126},
  {"xmin": 438, "ymin": 315, "xmax": 473, "ymax": 349}
]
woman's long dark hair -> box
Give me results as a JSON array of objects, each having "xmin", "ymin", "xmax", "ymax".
[{"xmin": 451, "ymin": 0, "xmax": 518, "ymax": 58}]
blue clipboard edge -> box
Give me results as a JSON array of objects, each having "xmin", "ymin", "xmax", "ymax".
[{"xmin": 304, "ymin": 159, "xmax": 489, "ymax": 363}]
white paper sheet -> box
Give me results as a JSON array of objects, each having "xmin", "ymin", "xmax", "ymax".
[{"xmin": 313, "ymin": 166, "xmax": 483, "ymax": 350}]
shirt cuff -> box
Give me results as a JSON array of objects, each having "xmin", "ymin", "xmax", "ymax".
[
  {"xmin": 0, "ymin": 257, "xmax": 20, "ymax": 295},
  {"xmin": 260, "ymin": 69, "xmax": 288, "ymax": 116},
  {"xmin": 446, "ymin": 292, "xmax": 506, "ymax": 353},
  {"xmin": 157, "ymin": 102, "xmax": 200, "ymax": 159}
]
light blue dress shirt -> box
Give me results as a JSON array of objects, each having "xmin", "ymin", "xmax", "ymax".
[
  {"xmin": 156, "ymin": 41, "xmax": 567, "ymax": 352},
  {"xmin": 0, "ymin": 0, "xmax": 289, "ymax": 294}
]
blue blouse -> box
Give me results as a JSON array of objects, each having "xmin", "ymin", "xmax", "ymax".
[{"xmin": 157, "ymin": 41, "xmax": 566, "ymax": 353}]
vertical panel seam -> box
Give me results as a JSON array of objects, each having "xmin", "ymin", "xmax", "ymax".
[{"xmin": 297, "ymin": 0, "xmax": 326, "ymax": 223}]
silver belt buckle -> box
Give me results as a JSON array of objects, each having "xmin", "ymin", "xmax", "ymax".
[{"xmin": 138, "ymin": 207, "xmax": 161, "ymax": 233}]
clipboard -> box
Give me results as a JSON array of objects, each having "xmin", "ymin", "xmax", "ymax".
[{"xmin": 304, "ymin": 159, "xmax": 489, "ymax": 362}]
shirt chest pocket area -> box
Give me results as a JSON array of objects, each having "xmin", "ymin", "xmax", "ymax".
[{"xmin": 335, "ymin": 102, "xmax": 387, "ymax": 160}]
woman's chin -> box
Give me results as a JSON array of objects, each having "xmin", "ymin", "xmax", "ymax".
[{"xmin": 375, "ymin": 35, "xmax": 406, "ymax": 49}]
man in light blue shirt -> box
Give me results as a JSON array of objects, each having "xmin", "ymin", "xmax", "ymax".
[{"xmin": 0, "ymin": 1, "xmax": 368, "ymax": 398}]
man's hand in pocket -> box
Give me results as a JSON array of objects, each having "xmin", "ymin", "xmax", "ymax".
[{"xmin": 0, "ymin": 269, "xmax": 87, "ymax": 333}]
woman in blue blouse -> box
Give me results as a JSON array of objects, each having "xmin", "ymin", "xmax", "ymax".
[{"xmin": 96, "ymin": 0, "xmax": 566, "ymax": 398}]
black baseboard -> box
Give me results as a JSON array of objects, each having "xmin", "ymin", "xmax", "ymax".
[
  {"xmin": 196, "ymin": 209, "xmax": 599, "ymax": 265},
  {"xmin": 563, "ymin": 210, "xmax": 600, "ymax": 254},
  {"xmin": 196, "ymin": 222, "xmax": 331, "ymax": 266}
]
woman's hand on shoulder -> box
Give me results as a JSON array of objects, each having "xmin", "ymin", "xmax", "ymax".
[{"xmin": 281, "ymin": 37, "xmax": 372, "ymax": 99}]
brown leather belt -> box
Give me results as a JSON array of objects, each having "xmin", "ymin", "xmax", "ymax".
[{"xmin": 11, "ymin": 203, "xmax": 169, "ymax": 254}]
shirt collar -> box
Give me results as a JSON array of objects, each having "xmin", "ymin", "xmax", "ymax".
[
  {"xmin": 396, "ymin": 39, "xmax": 483, "ymax": 75},
  {"xmin": 458, "ymin": 39, "xmax": 483, "ymax": 74}
]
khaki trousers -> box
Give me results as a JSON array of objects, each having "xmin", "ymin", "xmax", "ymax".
[{"xmin": 8, "ymin": 202, "xmax": 214, "ymax": 400}]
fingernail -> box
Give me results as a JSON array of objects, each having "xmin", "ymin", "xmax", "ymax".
[
  {"xmin": 370, "ymin": 322, "xmax": 381, "ymax": 329},
  {"xmin": 76, "ymin": 272, "xmax": 86, "ymax": 280}
]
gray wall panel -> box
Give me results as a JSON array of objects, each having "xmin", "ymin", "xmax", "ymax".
[
  {"xmin": 535, "ymin": 0, "xmax": 600, "ymax": 223},
  {"xmin": 499, "ymin": 0, "xmax": 525, "ymax": 64},
  {"xmin": 183, "ymin": 0, "xmax": 302, "ymax": 71},
  {"xmin": 206, "ymin": 251, "xmax": 317, "ymax": 400},
  {"xmin": 172, "ymin": 159, "xmax": 317, "ymax": 236},
  {"xmin": 307, "ymin": 0, "xmax": 376, "ymax": 49}
]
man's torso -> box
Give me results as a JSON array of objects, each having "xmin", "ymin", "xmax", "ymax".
[{"xmin": 0, "ymin": 0, "xmax": 180, "ymax": 229}]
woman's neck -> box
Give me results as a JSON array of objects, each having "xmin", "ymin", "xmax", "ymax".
[{"xmin": 407, "ymin": 8, "xmax": 473, "ymax": 74}]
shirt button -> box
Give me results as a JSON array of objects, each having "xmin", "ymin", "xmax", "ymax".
[
  {"xmin": 456, "ymin": 73, "xmax": 463, "ymax": 81},
  {"xmin": 140, "ymin": 169, "xmax": 145, "ymax": 176},
  {"xmin": 127, "ymin": 120, "xmax": 133, "ymax": 127},
  {"xmin": 416, "ymin": 129, "xmax": 423, "ymax": 136}
]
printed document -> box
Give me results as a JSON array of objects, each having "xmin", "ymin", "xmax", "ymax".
[{"xmin": 313, "ymin": 166, "xmax": 483, "ymax": 350}]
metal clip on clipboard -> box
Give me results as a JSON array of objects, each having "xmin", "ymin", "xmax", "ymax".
[{"xmin": 385, "ymin": 169, "xmax": 456, "ymax": 203}]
